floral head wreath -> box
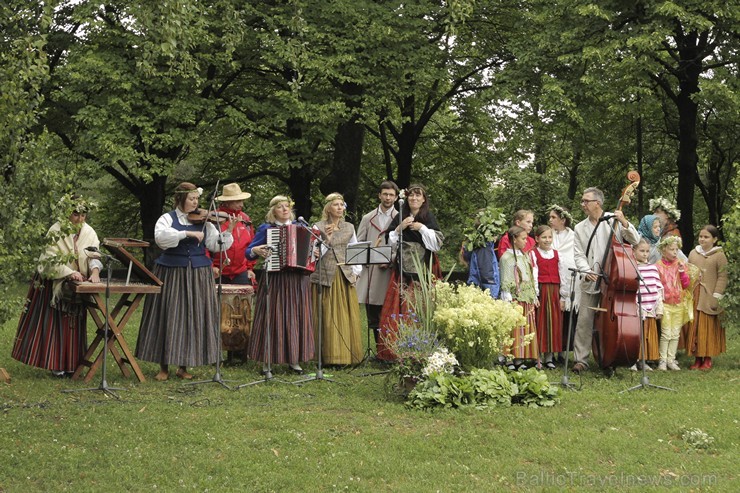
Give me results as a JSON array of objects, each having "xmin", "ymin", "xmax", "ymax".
[
  {"xmin": 657, "ymin": 235, "xmax": 682, "ymax": 252},
  {"xmin": 174, "ymin": 186, "xmax": 203, "ymax": 197},
  {"xmin": 649, "ymin": 197, "xmax": 681, "ymax": 222},
  {"xmin": 269, "ymin": 195, "xmax": 294, "ymax": 208},
  {"xmin": 548, "ymin": 204, "xmax": 573, "ymax": 226},
  {"xmin": 59, "ymin": 194, "xmax": 97, "ymax": 214},
  {"xmin": 324, "ymin": 192, "xmax": 346, "ymax": 207}
]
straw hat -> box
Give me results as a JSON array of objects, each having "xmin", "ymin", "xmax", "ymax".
[{"xmin": 216, "ymin": 183, "xmax": 251, "ymax": 202}]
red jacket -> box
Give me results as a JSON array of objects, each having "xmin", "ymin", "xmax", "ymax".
[{"xmin": 210, "ymin": 207, "xmax": 256, "ymax": 278}]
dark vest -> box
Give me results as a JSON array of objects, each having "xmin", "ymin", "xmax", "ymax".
[{"xmin": 155, "ymin": 211, "xmax": 211, "ymax": 268}]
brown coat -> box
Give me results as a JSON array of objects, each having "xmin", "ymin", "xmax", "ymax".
[
  {"xmin": 356, "ymin": 207, "xmax": 397, "ymax": 305},
  {"xmin": 688, "ymin": 246, "xmax": 728, "ymax": 315}
]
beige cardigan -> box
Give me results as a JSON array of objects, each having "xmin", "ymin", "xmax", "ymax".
[{"xmin": 688, "ymin": 246, "xmax": 728, "ymax": 315}]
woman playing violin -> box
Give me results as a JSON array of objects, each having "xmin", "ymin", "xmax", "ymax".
[{"xmin": 135, "ymin": 182, "xmax": 235, "ymax": 381}]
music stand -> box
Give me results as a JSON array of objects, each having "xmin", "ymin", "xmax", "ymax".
[
  {"xmin": 345, "ymin": 242, "xmax": 392, "ymax": 368},
  {"xmin": 63, "ymin": 253, "xmax": 124, "ymax": 398},
  {"xmin": 187, "ymin": 180, "xmax": 235, "ymax": 390}
]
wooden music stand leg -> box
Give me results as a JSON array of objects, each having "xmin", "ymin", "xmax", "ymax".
[{"xmin": 0, "ymin": 368, "xmax": 10, "ymax": 384}]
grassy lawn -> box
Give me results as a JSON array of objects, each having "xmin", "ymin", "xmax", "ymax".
[{"xmin": 1, "ymin": 288, "xmax": 738, "ymax": 492}]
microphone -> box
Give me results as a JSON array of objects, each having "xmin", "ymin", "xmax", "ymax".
[
  {"xmin": 85, "ymin": 246, "xmax": 121, "ymax": 264},
  {"xmin": 297, "ymin": 216, "xmax": 309, "ymax": 226}
]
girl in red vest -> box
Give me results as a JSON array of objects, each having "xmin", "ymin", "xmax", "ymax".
[{"xmin": 532, "ymin": 225, "xmax": 565, "ymax": 369}]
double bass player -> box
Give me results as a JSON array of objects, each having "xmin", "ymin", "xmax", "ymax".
[{"xmin": 571, "ymin": 187, "xmax": 640, "ymax": 373}]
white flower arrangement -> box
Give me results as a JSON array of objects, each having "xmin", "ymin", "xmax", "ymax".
[
  {"xmin": 421, "ymin": 348, "xmax": 458, "ymax": 377},
  {"xmin": 649, "ymin": 196, "xmax": 681, "ymax": 222}
]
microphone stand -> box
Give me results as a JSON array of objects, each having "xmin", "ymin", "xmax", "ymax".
[
  {"xmin": 63, "ymin": 253, "xmax": 124, "ymax": 398},
  {"xmin": 293, "ymin": 220, "xmax": 341, "ymax": 385},
  {"xmin": 552, "ymin": 267, "xmax": 584, "ymax": 391},
  {"xmin": 360, "ymin": 197, "xmax": 404, "ymax": 377},
  {"xmin": 237, "ymin": 245, "xmax": 290, "ymax": 387},
  {"xmin": 187, "ymin": 180, "xmax": 234, "ymax": 390},
  {"xmin": 619, "ymin": 250, "xmax": 675, "ymax": 393}
]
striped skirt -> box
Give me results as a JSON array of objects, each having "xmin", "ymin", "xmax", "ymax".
[
  {"xmin": 686, "ymin": 312, "xmax": 726, "ymax": 357},
  {"xmin": 247, "ymin": 269, "xmax": 314, "ymax": 365},
  {"xmin": 510, "ymin": 301, "xmax": 539, "ymax": 360},
  {"xmin": 135, "ymin": 264, "xmax": 220, "ymax": 367},
  {"xmin": 312, "ymin": 271, "xmax": 363, "ymax": 365},
  {"xmin": 640, "ymin": 317, "xmax": 660, "ymax": 361},
  {"xmin": 536, "ymin": 283, "xmax": 562, "ymax": 353},
  {"xmin": 11, "ymin": 275, "xmax": 87, "ymax": 372}
]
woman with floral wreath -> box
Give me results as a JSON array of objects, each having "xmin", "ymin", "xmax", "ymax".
[
  {"xmin": 310, "ymin": 193, "xmax": 363, "ymax": 365},
  {"xmin": 548, "ymin": 204, "xmax": 578, "ymax": 363},
  {"xmin": 246, "ymin": 195, "xmax": 315, "ymax": 374},
  {"xmin": 12, "ymin": 195, "xmax": 103, "ymax": 377},
  {"xmin": 136, "ymin": 182, "xmax": 235, "ymax": 381}
]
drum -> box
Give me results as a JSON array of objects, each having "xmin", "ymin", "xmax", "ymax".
[{"xmin": 219, "ymin": 284, "xmax": 254, "ymax": 356}]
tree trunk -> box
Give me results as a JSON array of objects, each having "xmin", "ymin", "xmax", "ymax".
[
  {"xmin": 674, "ymin": 35, "xmax": 702, "ymax": 253},
  {"xmin": 138, "ymin": 175, "xmax": 168, "ymax": 267},
  {"xmin": 322, "ymin": 120, "xmax": 364, "ymax": 223}
]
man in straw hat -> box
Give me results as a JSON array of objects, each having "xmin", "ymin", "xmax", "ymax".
[{"xmin": 213, "ymin": 183, "xmax": 256, "ymax": 285}]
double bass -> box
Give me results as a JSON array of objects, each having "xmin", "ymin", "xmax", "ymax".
[{"xmin": 592, "ymin": 171, "xmax": 642, "ymax": 369}]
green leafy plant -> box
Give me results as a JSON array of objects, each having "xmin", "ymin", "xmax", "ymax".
[
  {"xmin": 681, "ymin": 428, "xmax": 715, "ymax": 451},
  {"xmin": 406, "ymin": 367, "xmax": 560, "ymax": 410},
  {"xmin": 463, "ymin": 206, "xmax": 507, "ymax": 252}
]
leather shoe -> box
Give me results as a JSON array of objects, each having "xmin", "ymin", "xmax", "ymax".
[{"xmin": 571, "ymin": 362, "xmax": 586, "ymax": 374}]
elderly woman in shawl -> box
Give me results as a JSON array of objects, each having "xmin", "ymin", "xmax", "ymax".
[
  {"xmin": 12, "ymin": 195, "xmax": 103, "ymax": 377},
  {"xmin": 637, "ymin": 214, "xmax": 662, "ymax": 264}
]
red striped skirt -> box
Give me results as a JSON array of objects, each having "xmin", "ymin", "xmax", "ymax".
[
  {"xmin": 248, "ymin": 269, "xmax": 315, "ymax": 365},
  {"xmin": 536, "ymin": 283, "xmax": 562, "ymax": 353},
  {"xmin": 11, "ymin": 275, "xmax": 87, "ymax": 372}
]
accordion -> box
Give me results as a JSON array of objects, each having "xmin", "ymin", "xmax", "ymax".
[{"xmin": 266, "ymin": 224, "xmax": 317, "ymax": 273}]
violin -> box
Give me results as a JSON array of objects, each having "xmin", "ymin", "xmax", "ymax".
[{"xmin": 187, "ymin": 208, "xmax": 251, "ymax": 226}]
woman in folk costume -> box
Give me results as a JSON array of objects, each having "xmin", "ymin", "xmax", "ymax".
[
  {"xmin": 499, "ymin": 226, "xmax": 539, "ymax": 370},
  {"xmin": 686, "ymin": 225, "xmax": 728, "ymax": 370},
  {"xmin": 311, "ymin": 193, "xmax": 363, "ymax": 365},
  {"xmin": 136, "ymin": 182, "xmax": 235, "ymax": 381},
  {"xmin": 12, "ymin": 195, "xmax": 103, "ymax": 377},
  {"xmin": 246, "ymin": 195, "xmax": 315, "ymax": 374},
  {"xmin": 637, "ymin": 214, "xmax": 663, "ymax": 265},
  {"xmin": 548, "ymin": 205, "xmax": 579, "ymax": 362},
  {"xmin": 377, "ymin": 184, "xmax": 444, "ymax": 361}
]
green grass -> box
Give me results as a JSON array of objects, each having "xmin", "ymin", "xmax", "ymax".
[{"xmin": 1, "ymin": 286, "xmax": 738, "ymax": 492}]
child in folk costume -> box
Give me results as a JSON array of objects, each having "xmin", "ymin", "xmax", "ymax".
[
  {"xmin": 655, "ymin": 236, "xmax": 694, "ymax": 371},
  {"xmin": 686, "ymin": 225, "xmax": 728, "ymax": 370},
  {"xmin": 630, "ymin": 238, "xmax": 663, "ymax": 371},
  {"xmin": 496, "ymin": 209, "xmax": 535, "ymax": 258},
  {"xmin": 499, "ymin": 226, "xmax": 539, "ymax": 370},
  {"xmin": 532, "ymin": 225, "xmax": 567, "ymax": 369}
]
